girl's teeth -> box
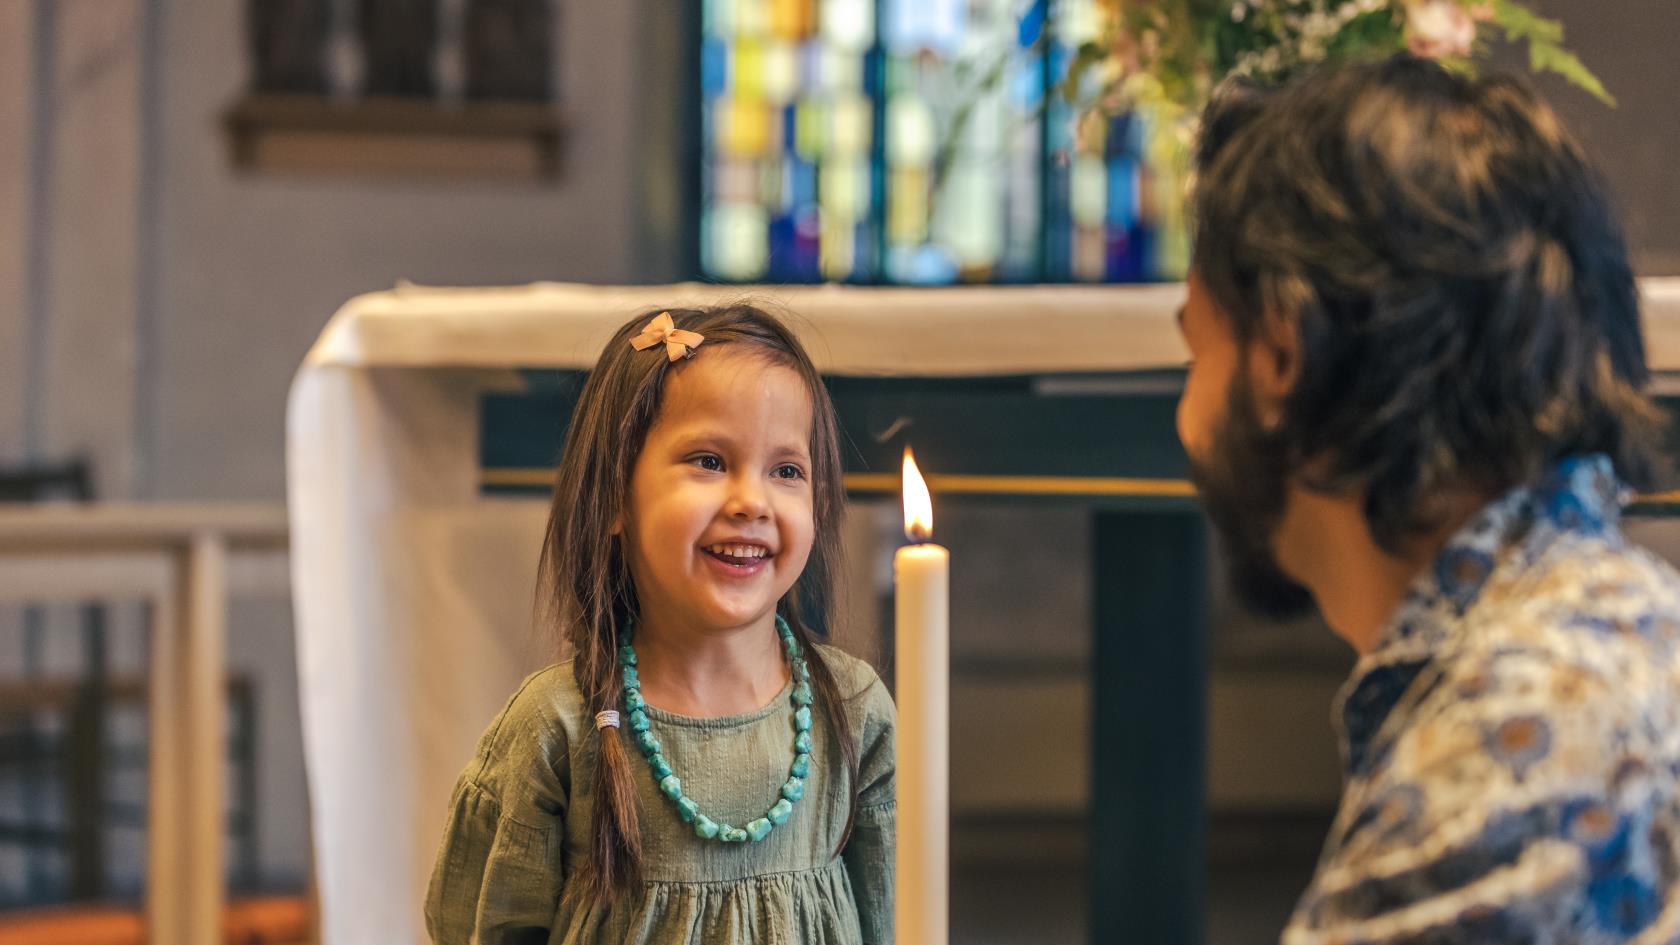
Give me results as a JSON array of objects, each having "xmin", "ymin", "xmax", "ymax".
[{"xmin": 710, "ymin": 543, "xmax": 766, "ymax": 559}]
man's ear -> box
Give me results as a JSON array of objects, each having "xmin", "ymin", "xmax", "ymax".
[{"xmin": 1244, "ymin": 311, "xmax": 1302, "ymax": 429}]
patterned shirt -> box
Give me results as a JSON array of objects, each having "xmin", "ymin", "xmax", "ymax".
[{"xmin": 1283, "ymin": 455, "xmax": 1680, "ymax": 945}]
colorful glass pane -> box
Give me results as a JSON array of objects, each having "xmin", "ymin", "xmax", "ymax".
[{"xmin": 700, "ymin": 0, "xmax": 1180, "ymax": 284}]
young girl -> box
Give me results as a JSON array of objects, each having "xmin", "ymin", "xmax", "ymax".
[{"xmin": 425, "ymin": 305, "xmax": 896, "ymax": 945}]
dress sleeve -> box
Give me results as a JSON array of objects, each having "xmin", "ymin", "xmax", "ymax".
[
  {"xmin": 425, "ymin": 673, "xmax": 572, "ymax": 945},
  {"xmin": 843, "ymin": 671, "xmax": 897, "ymax": 945},
  {"xmin": 424, "ymin": 778, "xmax": 561, "ymax": 945}
]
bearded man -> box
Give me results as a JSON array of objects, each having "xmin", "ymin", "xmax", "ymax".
[{"xmin": 1178, "ymin": 55, "xmax": 1680, "ymax": 943}]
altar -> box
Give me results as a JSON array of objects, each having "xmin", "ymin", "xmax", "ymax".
[{"xmin": 287, "ymin": 279, "xmax": 1680, "ymax": 945}]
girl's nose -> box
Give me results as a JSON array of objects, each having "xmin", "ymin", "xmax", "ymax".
[{"xmin": 726, "ymin": 476, "xmax": 771, "ymax": 521}]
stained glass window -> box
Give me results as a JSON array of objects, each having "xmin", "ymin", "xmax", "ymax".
[{"xmin": 700, "ymin": 0, "xmax": 1186, "ymax": 284}]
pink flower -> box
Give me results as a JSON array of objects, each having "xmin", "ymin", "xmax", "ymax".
[{"xmin": 1404, "ymin": 0, "xmax": 1478, "ymax": 59}]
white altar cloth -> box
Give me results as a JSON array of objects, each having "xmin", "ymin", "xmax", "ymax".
[{"xmin": 286, "ymin": 278, "xmax": 1680, "ymax": 944}]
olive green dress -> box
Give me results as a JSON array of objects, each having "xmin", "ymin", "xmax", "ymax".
[{"xmin": 425, "ymin": 646, "xmax": 896, "ymax": 945}]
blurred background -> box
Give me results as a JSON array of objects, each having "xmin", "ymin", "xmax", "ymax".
[{"xmin": 2, "ymin": 0, "xmax": 1679, "ymax": 943}]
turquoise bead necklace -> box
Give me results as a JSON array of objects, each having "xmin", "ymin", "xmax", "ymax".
[{"xmin": 618, "ymin": 614, "xmax": 814, "ymax": 844}]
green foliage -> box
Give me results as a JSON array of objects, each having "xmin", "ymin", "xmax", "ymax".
[
  {"xmin": 1324, "ymin": 8, "xmax": 1404, "ymax": 63},
  {"xmin": 1489, "ymin": 0, "xmax": 1614, "ymax": 104}
]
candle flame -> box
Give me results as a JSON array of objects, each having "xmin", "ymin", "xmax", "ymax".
[{"xmin": 902, "ymin": 447, "xmax": 933, "ymax": 543}]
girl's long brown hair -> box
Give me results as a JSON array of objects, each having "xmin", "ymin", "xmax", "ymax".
[{"xmin": 539, "ymin": 304, "xmax": 861, "ymax": 909}]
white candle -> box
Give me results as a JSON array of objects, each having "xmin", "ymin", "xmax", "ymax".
[{"xmin": 894, "ymin": 447, "xmax": 949, "ymax": 945}]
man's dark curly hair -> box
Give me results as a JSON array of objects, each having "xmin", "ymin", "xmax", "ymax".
[{"xmin": 1192, "ymin": 54, "xmax": 1667, "ymax": 551}]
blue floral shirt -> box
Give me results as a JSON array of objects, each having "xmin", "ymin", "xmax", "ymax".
[{"xmin": 1284, "ymin": 455, "xmax": 1680, "ymax": 945}]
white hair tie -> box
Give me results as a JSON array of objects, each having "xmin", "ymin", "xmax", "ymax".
[{"xmin": 595, "ymin": 710, "xmax": 621, "ymax": 730}]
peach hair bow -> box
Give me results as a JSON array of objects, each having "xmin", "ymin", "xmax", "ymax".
[{"xmin": 630, "ymin": 311, "xmax": 706, "ymax": 362}]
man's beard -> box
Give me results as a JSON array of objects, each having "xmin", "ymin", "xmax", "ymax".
[{"xmin": 1186, "ymin": 381, "xmax": 1318, "ymax": 621}]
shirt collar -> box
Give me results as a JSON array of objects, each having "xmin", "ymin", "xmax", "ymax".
[{"xmin": 1333, "ymin": 454, "xmax": 1627, "ymax": 775}]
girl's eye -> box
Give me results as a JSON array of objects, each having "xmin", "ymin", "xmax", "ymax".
[
  {"xmin": 773, "ymin": 464, "xmax": 805, "ymax": 481},
  {"xmin": 692, "ymin": 454, "xmax": 724, "ymax": 472}
]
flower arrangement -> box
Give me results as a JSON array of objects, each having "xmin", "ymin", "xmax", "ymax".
[
  {"xmin": 1066, "ymin": 0, "xmax": 1611, "ymax": 121},
  {"xmin": 1038, "ymin": 0, "xmax": 1609, "ymax": 278}
]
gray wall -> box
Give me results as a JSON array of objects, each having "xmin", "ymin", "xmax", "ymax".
[
  {"xmin": 2, "ymin": 0, "xmax": 660, "ymax": 499},
  {"xmin": 1524, "ymin": 0, "xmax": 1680, "ymax": 274}
]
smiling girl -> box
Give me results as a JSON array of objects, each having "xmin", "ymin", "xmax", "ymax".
[{"xmin": 425, "ymin": 306, "xmax": 896, "ymax": 945}]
